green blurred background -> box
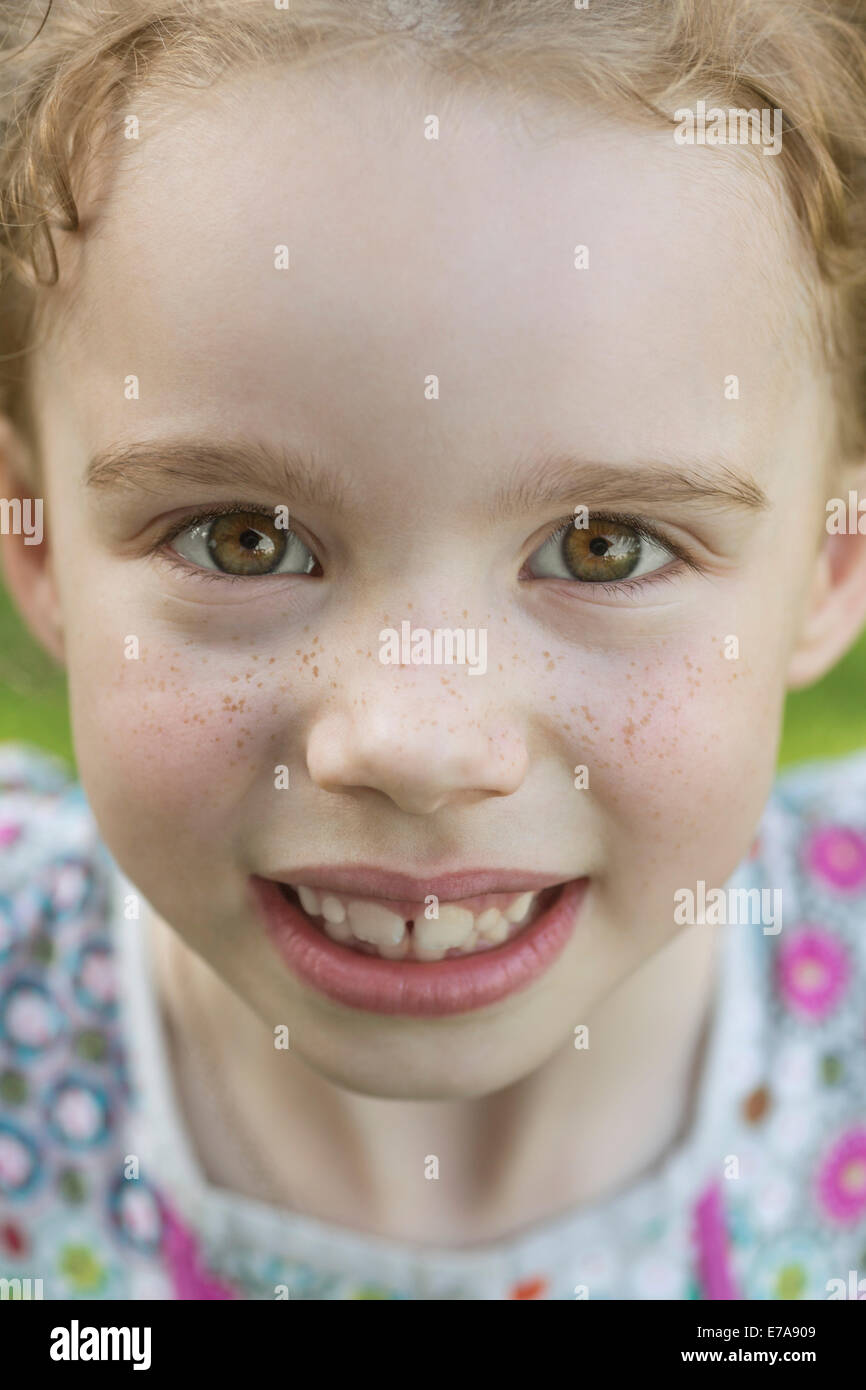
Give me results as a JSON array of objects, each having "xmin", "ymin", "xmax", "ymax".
[{"xmin": 1, "ymin": 577, "xmax": 866, "ymax": 772}]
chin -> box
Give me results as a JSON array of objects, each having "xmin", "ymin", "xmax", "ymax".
[{"xmin": 286, "ymin": 1018, "xmax": 563, "ymax": 1101}]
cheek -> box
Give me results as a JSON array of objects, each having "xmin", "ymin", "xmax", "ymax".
[
  {"xmin": 547, "ymin": 632, "xmax": 786, "ymax": 876},
  {"xmin": 65, "ymin": 631, "xmax": 298, "ymax": 839}
]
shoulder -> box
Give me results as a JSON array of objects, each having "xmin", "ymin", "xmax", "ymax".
[
  {"xmin": 0, "ymin": 740, "xmax": 100, "ymax": 895},
  {"xmin": 0, "ymin": 741, "xmax": 109, "ymax": 996},
  {"xmin": 0, "ymin": 743, "xmax": 158, "ymax": 1297},
  {"xmin": 758, "ymin": 750, "xmax": 866, "ymax": 972},
  {"xmin": 726, "ymin": 753, "xmax": 866, "ymax": 1297},
  {"xmin": 755, "ymin": 750, "xmax": 866, "ymax": 1053}
]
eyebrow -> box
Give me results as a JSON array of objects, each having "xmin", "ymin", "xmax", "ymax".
[
  {"xmin": 84, "ymin": 438, "xmax": 354, "ymax": 512},
  {"xmin": 488, "ymin": 453, "xmax": 769, "ymax": 520},
  {"xmin": 84, "ymin": 436, "xmax": 770, "ymax": 517}
]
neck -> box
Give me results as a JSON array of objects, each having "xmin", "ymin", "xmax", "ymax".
[{"xmin": 149, "ymin": 912, "xmax": 721, "ymax": 1245}]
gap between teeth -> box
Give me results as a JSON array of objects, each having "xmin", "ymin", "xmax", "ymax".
[{"xmin": 293, "ymin": 885, "xmax": 540, "ymax": 960}]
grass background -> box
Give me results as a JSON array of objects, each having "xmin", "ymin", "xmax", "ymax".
[{"xmin": 1, "ymin": 577, "xmax": 866, "ymax": 770}]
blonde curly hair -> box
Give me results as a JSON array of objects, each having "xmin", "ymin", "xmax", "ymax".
[{"xmin": 1, "ymin": 0, "xmax": 866, "ymax": 476}]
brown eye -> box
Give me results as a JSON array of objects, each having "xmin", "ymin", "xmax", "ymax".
[
  {"xmin": 207, "ymin": 511, "xmax": 286, "ymax": 575},
  {"xmin": 170, "ymin": 510, "xmax": 319, "ymax": 577},
  {"xmin": 561, "ymin": 518, "xmax": 642, "ymax": 582},
  {"xmin": 525, "ymin": 515, "xmax": 674, "ymax": 585}
]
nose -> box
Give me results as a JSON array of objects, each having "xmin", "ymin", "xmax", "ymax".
[{"xmin": 306, "ymin": 700, "xmax": 529, "ymax": 816}]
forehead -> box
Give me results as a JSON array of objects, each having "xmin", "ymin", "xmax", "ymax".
[{"xmin": 47, "ymin": 61, "xmax": 818, "ymax": 488}]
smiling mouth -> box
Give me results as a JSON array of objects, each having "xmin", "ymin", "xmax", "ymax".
[{"xmin": 276, "ymin": 882, "xmax": 565, "ymax": 962}]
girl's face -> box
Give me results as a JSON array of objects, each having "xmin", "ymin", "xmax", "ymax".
[{"xmin": 24, "ymin": 65, "xmax": 841, "ymax": 1096}]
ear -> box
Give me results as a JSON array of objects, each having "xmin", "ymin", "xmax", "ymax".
[
  {"xmin": 786, "ymin": 469, "xmax": 866, "ymax": 689},
  {"xmin": 0, "ymin": 415, "xmax": 65, "ymax": 665}
]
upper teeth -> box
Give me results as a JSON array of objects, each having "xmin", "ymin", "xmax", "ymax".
[{"xmin": 289, "ymin": 884, "xmax": 543, "ymax": 960}]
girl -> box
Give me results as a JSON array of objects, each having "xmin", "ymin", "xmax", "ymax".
[{"xmin": 1, "ymin": 0, "xmax": 865, "ymax": 1300}]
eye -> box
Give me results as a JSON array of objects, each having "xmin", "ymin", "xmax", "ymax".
[
  {"xmin": 169, "ymin": 510, "xmax": 320, "ymax": 577},
  {"xmin": 525, "ymin": 515, "xmax": 675, "ymax": 584}
]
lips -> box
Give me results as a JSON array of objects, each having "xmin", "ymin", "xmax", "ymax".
[{"xmin": 251, "ymin": 871, "xmax": 589, "ymax": 1017}]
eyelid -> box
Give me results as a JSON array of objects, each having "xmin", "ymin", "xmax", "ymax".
[
  {"xmin": 152, "ymin": 500, "xmax": 323, "ymax": 567},
  {"xmin": 532, "ymin": 511, "xmax": 702, "ymax": 572}
]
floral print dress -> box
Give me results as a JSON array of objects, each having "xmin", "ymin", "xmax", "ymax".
[{"xmin": 1, "ymin": 742, "xmax": 865, "ymax": 1300}]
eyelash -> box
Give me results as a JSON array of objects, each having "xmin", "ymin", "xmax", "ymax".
[
  {"xmin": 529, "ymin": 512, "xmax": 702, "ymax": 595},
  {"xmin": 152, "ymin": 500, "xmax": 312, "ymax": 585},
  {"xmin": 151, "ymin": 502, "xmax": 702, "ymax": 593}
]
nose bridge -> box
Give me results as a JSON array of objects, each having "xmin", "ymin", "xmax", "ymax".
[{"xmin": 305, "ymin": 658, "xmax": 528, "ymax": 815}]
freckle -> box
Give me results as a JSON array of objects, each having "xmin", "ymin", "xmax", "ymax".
[
  {"xmin": 546, "ymin": 660, "xmax": 555, "ymax": 671},
  {"xmin": 303, "ymin": 654, "xmax": 309, "ymax": 664},
  {"xmin": 269, "ymin": 657, "xmax": 276, "ymax": 664},
  {"xmin": 313, "ymin": 666, "xmax": 319, "ymax": 676}
]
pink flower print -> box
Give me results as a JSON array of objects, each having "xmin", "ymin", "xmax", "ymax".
[
  {"xmin": 160, "ymin": 1199, "xmax": 238, "ymax": 1300},
  {"xmin": 805, "ymin": 827, "xmax": 866, "ymax": 892},
  {"xmin": 0, "ymin": 822, "xmax": 21, "ymax": 849},
  {"xmin": 776, "ymin": 928, "xmax": 849, "ymax": 1021},
  {"xmin": 816, "ymin": 1128, "xmax": 866, "ymax": 1224}
]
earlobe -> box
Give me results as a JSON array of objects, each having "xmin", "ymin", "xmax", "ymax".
[
  {"xmin": 0, "ymin": 415, "xmax": 65, "ymax": 666},
  {"xmin": 786, "ymin": 480, "xmax": 866, "ymax": 690}
]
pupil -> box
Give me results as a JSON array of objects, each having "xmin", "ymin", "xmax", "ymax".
[
  {"xmin": 239, "ymin": 529, "xmax": 262, "ymax": 551},
  {"xmin": 589, "ymin": 537, "xmax": 609, "ymax": 556}
]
